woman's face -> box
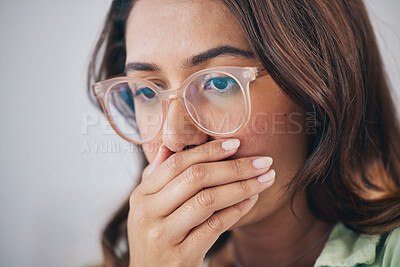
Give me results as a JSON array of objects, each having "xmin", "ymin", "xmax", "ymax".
[{"xmin": 125, "ymin": 0, "xmax": 309, "ymax": 228}]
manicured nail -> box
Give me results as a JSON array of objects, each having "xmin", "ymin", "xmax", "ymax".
[
  {"xmin": 147, "ymin": 144, "xmax": 173, "ymax": 174},
  {"xmin": 257, "ymin": 169, "xmax": 276, "ymax": 183},
  {"xmin": 252, "ymin": 157, "xmax": 273, "ymax": 169},
  {"xmin": 222, "ymin": 139, "xmax": 240, "ymax": 151},
  {"xmin": 248, "ymin": 194, "xmax": 259, "ymax": 200}
]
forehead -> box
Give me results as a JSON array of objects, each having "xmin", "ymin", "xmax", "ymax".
[{"xmin": 125, "ymin": 0, "xmax": 253, "ymax": 67}]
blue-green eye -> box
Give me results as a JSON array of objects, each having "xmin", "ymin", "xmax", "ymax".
[
  {"xmin": 204, "ymin": 77, "xmax": 238, "ymax": 91},
  {"xmin": 135, "ymin": 87, "xmax": 156, "ymax": 99}
]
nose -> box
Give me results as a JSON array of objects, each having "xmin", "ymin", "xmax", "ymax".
[{"xmin": 162, "ymin": 99, "xmax": 208, "ymax": 152}]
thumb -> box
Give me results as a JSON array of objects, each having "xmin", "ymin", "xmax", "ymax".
[{"xmin": 145, "ymin": 144, "xmax": 173, "ymax": 176}]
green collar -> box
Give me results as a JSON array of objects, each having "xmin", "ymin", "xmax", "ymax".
[{"xmin": 314, "ymin": 222, "xmax": 383, "ymax": 267}]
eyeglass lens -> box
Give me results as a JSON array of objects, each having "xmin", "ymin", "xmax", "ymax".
[{"xmin": 106, "ymin": 71, "xmax": 246, "ymax": 143}]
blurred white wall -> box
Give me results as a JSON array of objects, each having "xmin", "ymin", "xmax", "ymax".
[
  {"xmin": 0, "ymin": 1, "xmax": 140, "ymax": 267},
  {"xmin": 365, "ymin": 0, "xmax": 400, "ymax": 106},
  {"xmin": 0, "ymin": 1, "xmax": 398, "ymax": 267}
]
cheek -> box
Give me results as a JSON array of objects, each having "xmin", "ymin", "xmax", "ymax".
[
  {"xmin": 233, "ymin": 78, "xmax": 310, "ymax": 185},
  {"xmin": 228, "ymin": 84, "xmax": 310, "ymax": 226}
]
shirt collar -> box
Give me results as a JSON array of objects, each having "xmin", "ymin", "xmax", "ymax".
[{"xmin": 314, "ymin": 222, "xmax": 383, "ymax": 267}]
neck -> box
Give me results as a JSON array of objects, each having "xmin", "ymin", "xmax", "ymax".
[{"xmin": 229, "ymin": 193, "xmax": 335, "ymax": 267}]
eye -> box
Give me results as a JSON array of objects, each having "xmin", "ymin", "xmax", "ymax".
[
  {"xmin": 134, "ymin": 82, "xmax": 166, "ymax": 101},
  {"xmin": 135, "ymin": 87, "xmax": 156, "ymax": 100},
  {"xmin": 204, "ymin": 77, "xmax": 237, "ymax": 91}
]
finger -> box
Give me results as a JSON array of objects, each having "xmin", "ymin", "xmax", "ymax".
[
  {"xmin": 165, "ymin": 169, "xmax": 275, "ymax": 243},
  {"xmin": 179, "ymin": 194, "xmax": 259, "ymax": 260},
  {"xmin": 154, "ymin": 156, "xmax": 273, "ymax": 216},
  {"xmin": 139, "ymin": 139, "xmax": 241, "ymax": 195},
  {"xmin": 143, "ymin": 144, "xmax": 173, "ymax": 178}
]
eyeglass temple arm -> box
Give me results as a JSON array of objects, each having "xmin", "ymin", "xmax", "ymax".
[{"xmin": 256, "ymin": 66, "xmax": 269, "ymax": 78}]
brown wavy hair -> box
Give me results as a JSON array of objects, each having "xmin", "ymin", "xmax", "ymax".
[{"xmin": 87, "ymin": 0, "xmax": 400, "ymax": 266}]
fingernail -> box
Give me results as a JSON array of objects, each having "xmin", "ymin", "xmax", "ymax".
[
  {"xmin": 159, "ymin": 143, "xmax": 169, "ymax": 153},
  {"xmin": 248, "ymin": 194, "xmax": 259, "ymax": 200},
  {"xmin": 252, "ymin": 157, "xmax": 273, "ymax": 169},
  {"xmin": 147, "ymin": 144, "xmax": 173, "ymax": 175},
  {"xmin": 222, "ymin": 139, "xmax": 240, "ymax": 151},
  {"xmin": 257, "ymin": 169, "xmax": 276, "ymax": 183},
  {"xmin": 155, "ymin": 144, "xmax": 166, "ymax": 157},
  {"xmin": 152, "ymin": 144, "xmax": 169, "ymax": 166}
]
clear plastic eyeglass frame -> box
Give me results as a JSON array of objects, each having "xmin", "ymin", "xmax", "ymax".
[{"xmin": 92, "ymin": 65, "xmax": 269, "ymax": 144}]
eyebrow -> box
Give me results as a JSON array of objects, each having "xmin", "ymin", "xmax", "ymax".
[{"xmin": 125, "ymin": 45, "xmax": 255, "ymax": 73}]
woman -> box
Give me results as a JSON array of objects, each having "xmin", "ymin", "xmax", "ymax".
[{"xmin": 87, "ymin": 0, "xmax": 400, "ymax": 266}]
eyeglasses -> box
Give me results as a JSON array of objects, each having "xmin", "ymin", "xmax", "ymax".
[{"xmin": 92, "ymin": 65, "xmax": 269, "ymax": 144}]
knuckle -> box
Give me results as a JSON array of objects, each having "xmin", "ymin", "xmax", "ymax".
[
  {"xmin": 165, "ymin": 153, "xmax": 181, "ymax": 172},
  {"xmin": 199, "ymin": 145, "xmax": 211, "ymax": 158},
  {"xmin": 134, "ymin": 182, "xmax": 146, "ymax": 195},
  {"xmin": 184, "ymin": 164, "xmax": 206, "ymax": 185},
  {"xmin": 133, "ymin": 204, "xmax": 151, "ymax": 226},
  {"xmin": 129, "ymin": 191, "xmax": 138, "ymax": 209},
  {"xmin": 230, "ymin": 159, "xmax": 243, "ymax": 175},
  {"xmin": 147, "ymin": 223, "xmax": 164, "ymax": 242},
  {"xmin": 238, "ymin": 179, "xmax": 252, "ymax": 194},
  {"xmin": 210, "ymin": 141, "xmax": 223, "ymax": 154},
  {"xmin": 179, "ymin": 203, "xmax": 195, "ymax": 218},
  {"xmin": 195, "ymin": 188, "xmax": 216, "ymax": 209},
  {"xmin": 205, "ymin": 214, "xmax": 224, "ymax": 232},
  {"xmin": 142, "ymin": 165, "xmax": 150, "ymax": 178},
  {"xmin": 232, "ymin": 201, "xmax": 248, "ymax": 215},
  {"xmin": 137, "ymin": 210, "xmax": 150, "ymax": 226}
]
